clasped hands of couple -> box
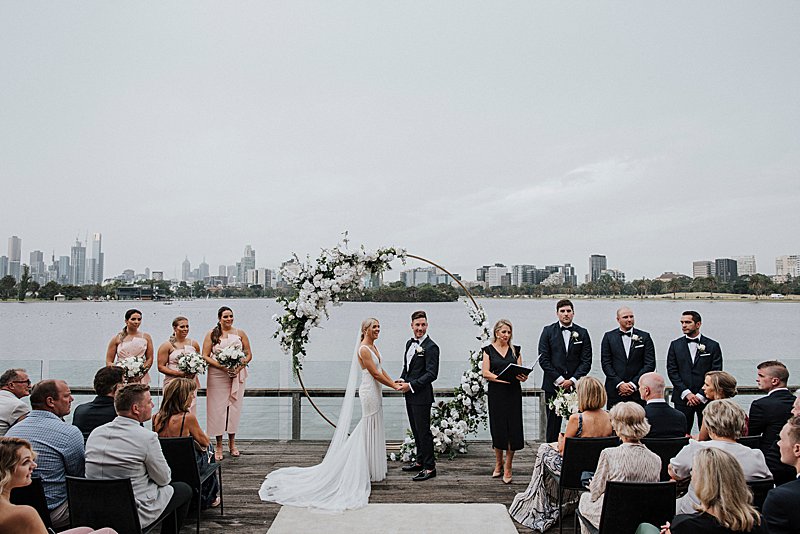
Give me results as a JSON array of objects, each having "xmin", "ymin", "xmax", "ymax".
[{"xmin": 393, "ymin": 379, "xmax": 411, "ymax": 392}]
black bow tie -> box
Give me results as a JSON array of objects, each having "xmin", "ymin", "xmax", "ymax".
[
  {"xmin": 686, "ymin": 338, "xmax": 699, "ymax": 344},
  {"xmin": 410, "ymin": 339, "xmax": 420, "ymax": 344},
  {"xmin": 620, "ymin": 331, "xmax": 632, "ymax": 337},
  {"xmin": 560, "ymin": 326, "xmax": 573, "ymax": 332}
]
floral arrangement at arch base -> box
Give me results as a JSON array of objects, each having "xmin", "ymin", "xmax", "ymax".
[{"xmin": 273, "ymin": 237, "xmax": 491, "ymax": 459}]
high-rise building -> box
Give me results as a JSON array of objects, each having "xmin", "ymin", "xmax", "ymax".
[
  {"xmin": 87, "ymin": 233, "xmax": 104, "ymax": 284},
  {"xmin": 589, "ymin": 254, "xmax": 607, "ymax": 282},
  {"xmin": 181, "ymin": 257, "xmax": 191, "ymax": 281},
  {"xmin": 151, "ymin": 271, "xmax": 164, "ymax": 281},
  {"xmin": 486, "ymin": 265, "xmax": 510, "ymax": 287},
  {"xmin": 7, "ymin": 236, "xmax": 22, "ymax": 281},
  {"xmin": 600, "ymin": 268, "xmax": 626, "ymax": 282},
  {"xmin": 511, "ymin": 264, "xmax": 537, "ymax": 286},
  {"xmin": 199, "ymin": 258, "xmax": 209, "ymax": 280},
  {"xmin": 692, "ymin": 260, "xmax": 715, "ymax": 278},
  {"xmin": 714, "ymin": 258, "xmax": 738, "ymax": 283},
  {"xmin": 732, "ymin": 255, "xmax": 756, "ymax": 276},
  {"xmin": 775, "ymin": 255, "xmax": 799, "ymax": 278},
  {"xmin": 218, "ymin": 265, "xmax": 227, "ymax": 277},
  {"xmin": 58, "ymin": 256, "xmax": 71, "ymax": 284},
  {"xmin": 29, "ymin": 250, "xmax": 45, "ymax": 284},
  {"xmin": 238, "ymin": 245, "xmax": 256, "ymax": 285},
  {"xmin": 70, "ymin": 239, "xmax": 86, "ymax": 286},
  {"xmin": 562, "ymin": 263, "xmax": 577, "ymax": 286},
  {"xmin": 0, "ymin": 256, "xmax": 8, "ymax": 278},
  {"xmin": 400, "ymin": 267, "xmax": 438, "ymax": 287}
]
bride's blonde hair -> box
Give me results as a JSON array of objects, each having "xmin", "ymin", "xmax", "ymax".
[{"xmin": 360, "ymin": 318, "xmax": 379, "ymax": 341}]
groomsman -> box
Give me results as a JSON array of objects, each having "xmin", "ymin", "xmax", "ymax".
[
  {"xmin": 600, "ymin": 307, "xmax": 656, "ymax": 408},
  {"xmin": 749, "ymin": 360, "xmax": 796, "ymax": 485},
  {"xmin": 538, "ymin": 299, "xmax": 592, "ymax": 443},
  {"xmin": 666, "ymin": 310, "xmax": 722, "ymax": 433},
  {"xmin": 397, "ymin": 310, "xmax": 439, "ymax": 481}
]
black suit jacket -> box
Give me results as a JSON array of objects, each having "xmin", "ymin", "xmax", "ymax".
[
  {"xmin": 749, "ymin": 389, "xmax": 796, "ymax": 478},
  {"xmin": 644, "ymin": 401, "xmax": 687, "ymax": 438},
  {"xmin": 72, "ymin": 395, "xmax": 117, "ymax": 440},
  {"xmin": 538, "ymin": 322, "xmax": 592, "ymax": 393},
  {"xmin": 600, "ymin": 327, "xmax": 656, "ymax": 404},
  {"xmin": 665, "ymin": 335, "xmax": 722, "ymax": 405},
  {"xmin": 400, "ymin": 336, "xmax": 439, "ymax": 406},
  {"xmin": 763, "ymin": 476, "xmax": 800, "ymax": 534}
]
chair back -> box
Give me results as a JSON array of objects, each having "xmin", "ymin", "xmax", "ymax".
[
  {"xmin": 159, "ymin": 437, "xmax": 202, "ymax": 487},
  {"xmin": 747, "ymin": 478, "xmax": 774, "ymax": 511},
  {"xmin": 561, "ymin": 437, "xmax": 620, "ymax": 490},
  {"xmin": 642, "ymin": 437, "xmax": 690, "ymax": 481},
  {"xmin": 598, "ymin": 481, "xmax": 677, "ymax": 534},
  {"xmin": 10, "ymin": 476, "xmax": 52, "ymax": 529},
  {"xmin": 66, "ymin": 476, "xmax": 143, "ymax": 532},
  {"xmin": 737, "ymin": 435, "xmax": 762, "ymax": 449}
]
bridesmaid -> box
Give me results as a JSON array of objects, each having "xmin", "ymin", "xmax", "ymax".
[
  {"xmin": 157, "ymin": 316, "xmax": 202, "ymax": 414},
  {"xmin": 202, "ymin": 306, "xmax": 252, "ymax": 460},
  {"xmin": 105, "ymin": 308, "xmax": 154, "ymax": 384}
]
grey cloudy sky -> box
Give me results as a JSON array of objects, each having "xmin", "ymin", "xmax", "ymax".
[{"xmin": 2, "ymin": 1, "xmax": 799, "ymax": 281}]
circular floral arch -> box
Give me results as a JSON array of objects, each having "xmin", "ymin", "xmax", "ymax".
[{"xmin": 273, "ymin": 238, "xmax": 490, "ymax": 458}]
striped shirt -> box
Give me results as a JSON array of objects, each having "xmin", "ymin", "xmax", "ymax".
[{"xmin": 6, "ymin": 410, "xmax": 85, "ymax": 509}]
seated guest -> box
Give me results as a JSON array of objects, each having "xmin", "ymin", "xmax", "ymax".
[
  {"xmin": 639, "ymin": 372, "xmax": 686, "ymax": 438},
  {"xmin": 669, "ymin": 399, "xmax": 771, "ymax": 515},
  {"xmin": 5, "ymin": 380, "xmax": 84, "ymax": 530},
  {"xmin": 0, "ymin": 369, "xmax": 31, "ymax": 436},
  {"xmin": 792, "ymin": 392, "xmax": 800, "ymax": 417},
  {"xmin": 761, "ymin": 416, "xmax": 800, "ymax": 533},
  {"xmin": 662, "ymin": 447, "xmax": 764, "ymax": 533},
  {"xmin": 749, "ymin": 360, "xmax": 795, "ymax": 485},
  {"xmin": 577, "ymin": 402, "xmax": 661, "ymax": 534},
  {"xmin": 0, "ymin": 437, "xmax": 117, "ymax": 534},
  {"xmin": 85, "ymin": 384, "xmax": 192, "ymax": 534},
  {"xmin": 697, "ymin": 370, "xmax": 743, "ymax": 441},
  {"xmin": 72, "ymin": 366, "xmax": 125, "ymax": 441},
  {"xmin": 509, "ymin": 376, "xmax": 613, "ymax": 532},
  {"xmin": 152, "ymin": 378, "xmax": 220, "ymax": 508}
]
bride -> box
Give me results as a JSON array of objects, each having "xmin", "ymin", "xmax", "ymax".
[{"xmin": 259, "ymin": 318, "xmax": 402, "ymax": 511}]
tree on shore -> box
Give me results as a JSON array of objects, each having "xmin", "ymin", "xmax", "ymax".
[
  {"xmin": 0, "ymin": 275, "xmax": 15, "ymax": 300},
  {"xmin": 748, "ymin": 273, "xmax": 772, "ymax": 299},
  {"xmin": 16, "ymin": 265, "xmax": 31, "ymax": 301}
]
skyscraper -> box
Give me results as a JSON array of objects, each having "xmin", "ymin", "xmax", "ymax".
[
  {"xmin": 7, "ymin": 236, "xmax": 21, "ymax": 281},
  {"xmin": 0, "ymin": 256, "xmax": 8, "ymax": 278},
  {"xmin": 29, "ymin": 250, "xmax": 45, "ymax": 284},
  {"xmin": 182, "ymin": 257, "xmax": 191, "ymax": 281},
  {"xmin": 199, "ymin": 258, "xmax": 210, "ymax": 280},
  {"xmin": 58, "ymin": 256, "xmax": 71, "ymax": 284},
  {"xmin": 692, "ymin": 260, "xmax": 715, "ymax": 278},
  {"xmin": 714, "ymin": 258, "xmax": 738, "ymax": 283},
  {"xmin": 70, "ymin": 239, "xmax": 86, "ymax": 286},
  {"xmin": 589, "ymin": 254, "xmax": 607, "ymax": 282},
  {"xmin": 88, "ymin": 232, "xmax": 104, "ymax": 284},
  {"xmin": 239, "ymin": 245, "xmax": 256, "ymax": 285}
]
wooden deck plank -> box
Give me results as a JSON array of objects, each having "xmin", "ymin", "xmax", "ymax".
[{"xmin": 186, "ymin": 440, "xmax": 575, "ymax": 533}]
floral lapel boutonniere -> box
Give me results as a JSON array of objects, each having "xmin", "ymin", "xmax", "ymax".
[
  {"xmin": 414, "ymin": 344, "xmax": 425, "ymax": 356},
  {"xmin": 698, "ymin": 344, "xmax": 707, "ymax": 354},
  {"xmin": 571, "ymin": 331, "xmax": 579, "ymax": 341},
  {"xmin": 631, "ymin": 334, "xmax": 641, "ymax": 343}
]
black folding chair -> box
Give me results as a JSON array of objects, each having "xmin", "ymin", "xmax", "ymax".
[
  {"xmin": 642, "ymin": 437, "xmax": 690, "ymax": 481},
  {"xmin": 66, "ymin": 476, "xmax": 173, "ymax": 533},
  {"xmin": 544, "ymin": 436, "xmax": 621, "ymax": 534},
  {"xmin": 159, "ymin": 437, "xmax": 223, "ymax": 534},
  {"xmin": 747, "ymin": 478, "xmax": 774, "ymax": 511},
  {"xmin": 10, "ymin": 476, "xmax": 53, "ymax": 531},
  {"xmin": 591, "ymin": 481, "xmax": 677, "ymax": 534},
  {"xmin": 737, "ymin": 435, "xmax": 762, "ymax": 449}
]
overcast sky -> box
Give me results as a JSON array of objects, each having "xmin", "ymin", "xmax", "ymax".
[{"xmin": 2, "ymin": 1, "xmax": 798, "ymax": 281}]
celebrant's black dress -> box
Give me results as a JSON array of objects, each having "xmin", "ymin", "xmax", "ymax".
[{"xmin": 484, "ymin": 344, "xmax": 524, "ymax": 450}]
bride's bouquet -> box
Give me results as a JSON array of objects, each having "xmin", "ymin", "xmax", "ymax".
[
  {"xmin": 117, "ymin": 356, "xmax": 147, "ymax": 381},
  {"xmin": 177, "ymin": 351, "xmax": 207, "ymax": 375},
  {"xmin": 214, "ymin": 345, "xmax": 247, "ymax": 370},
  {"xmin": 548, "ymin": 388, "xmax": 579, "ymax": 419}
]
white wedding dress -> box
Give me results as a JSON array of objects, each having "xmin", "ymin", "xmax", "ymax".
[{"xmin": 258, "ymin": 344, "xmax": 387, "ymax": 511}]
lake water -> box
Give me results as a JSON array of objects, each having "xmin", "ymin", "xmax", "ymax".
[{"xmin": 1, "ymin": 298, "xmax": 797, "ymax": 439}]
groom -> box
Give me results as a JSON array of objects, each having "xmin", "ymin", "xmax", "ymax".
[{"xmin": 396, "ymin": 310, "xmax": 439, "ymax": 481}]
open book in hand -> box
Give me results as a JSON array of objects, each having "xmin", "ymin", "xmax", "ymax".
[{"xmin": 495, "ymin": 363, "xmax": 533, "ymax": 382}]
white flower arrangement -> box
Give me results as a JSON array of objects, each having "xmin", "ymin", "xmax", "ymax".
[
  {"xmin": 631, "ymin": 334, "xmax": 641, "ymax": 342},
  {"xmin": 176, "ymin": 351, "xmax": 207, "ymax": 375},
  {"xmin": 214, "ymin": 346, "xmax": 247, "ymax": 369},
  {"xmin": 548, "ymin": 388, "xmax": 579, "ymax": 419},
  {"xmin": 414, "ymin": 345, "xmax": 424, "ymax": 355},
  {"xmin": 698, "ymin": 344, "xmax": 706, "ymax": 353},
  {"xmin": 117, "ymin": 356, "xmax": 147, "ymax": 381},
  {"xmin": 571, "ymin": 331, "xmax": 580, "ymax": 341}
]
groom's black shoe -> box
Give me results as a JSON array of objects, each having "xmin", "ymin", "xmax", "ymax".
[
  {"xmin": 402, "ymin": 463, "xmax": 424, "ymax": 472},
  {"xmin": 412, "ymin": 468, "xmax": 437, "ymax": 481}
]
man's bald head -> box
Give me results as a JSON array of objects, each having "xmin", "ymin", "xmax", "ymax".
[
  {"xmin": 616, "ymin": 307, "xmax": 635, "ymax": 331},
  {"xmin": 638, "ymin": 372, "xmax": 665, "ymax": 401}
]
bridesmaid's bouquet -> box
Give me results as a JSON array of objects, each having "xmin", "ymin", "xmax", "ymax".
[
  {"xmin": 117, "ymin": 356, "xmax": 147, "ymax": 381},
  {"xmin": 548, "ymin": 388, "xmax": 579, "ymax": 419},
  {"xmin": 214, "ymin": 346, "xmax": 247, "ymax": 370},
  {"xmin": 177, "ymin": 351, "xmax": 207, "ymax": 375}
]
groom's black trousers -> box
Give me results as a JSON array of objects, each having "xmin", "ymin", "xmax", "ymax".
[{"xmin": 407, "ymin": 402, "xmax": 435, "ymax": 469}]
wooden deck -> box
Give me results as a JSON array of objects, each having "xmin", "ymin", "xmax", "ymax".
[{"xmin": 191, "ymin": 439, "xmax": 576, "ymax": 533}]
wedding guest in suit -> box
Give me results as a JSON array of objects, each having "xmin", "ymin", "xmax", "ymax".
[
  {"xmin": 538, "ymin": 299, "xmax": 593, "ymax": 442},
  {"xmin": 762, "ymin": 416, "xmax": 800, "ymax": 533},
  {"xmin": 72, "ymin": 366, "xmax": 125, "ymax": 441},
  {"xmin": 792, "ymin": 392, "xmax": 800, "ymax": 417},
  {"xmin": 639, "ymin": 372, "xmax": 687, "ymax": 438},
  {"xmin": 600, "ymin": 307, "xmax": 655, "ymax": 408},
  {"xmin": 669, "ymin": 399, "xmax": 771, "ymax": 515},
  {"xmin": 749, "ymin": 360, "xmax": 796, "ymax": 485},
  {"xmin": 0, "ymin": 369, "xmax": 31, "ymax": 436},
  {"xmin": 105, "ymin": 309, "xmax": 154, "ymax": 384},
  {"xmin": 397, "ymin": 311, "xmax": 439, "ymax": 481},
  {"xmin": 696, "ymin": 371, "xmax": 743, "ymax": 441},
  {"xmin": 663, "ymin": 447, "xmax": 764, "ymax": 534},
  {"xmin": 6, "ymin": 380, "xmax": 84, "ymax": 530},
  {"xmin": 85, "ymin": 384, "xmax": 191, "ymax": 533},
  {"xmin": 666, "ymin": 311, "xmax": 723, "ymax": 433},
  {"xmin": 481, "ymin": 319, "xmax": 527, "ymax": 484},
  {"xmin": 577, "ymin": 402, "xmax": 661, "ymax": 534},
  {"xmin": 509, "ymin": 377, "xmax": 613, "ymax": 532}
]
